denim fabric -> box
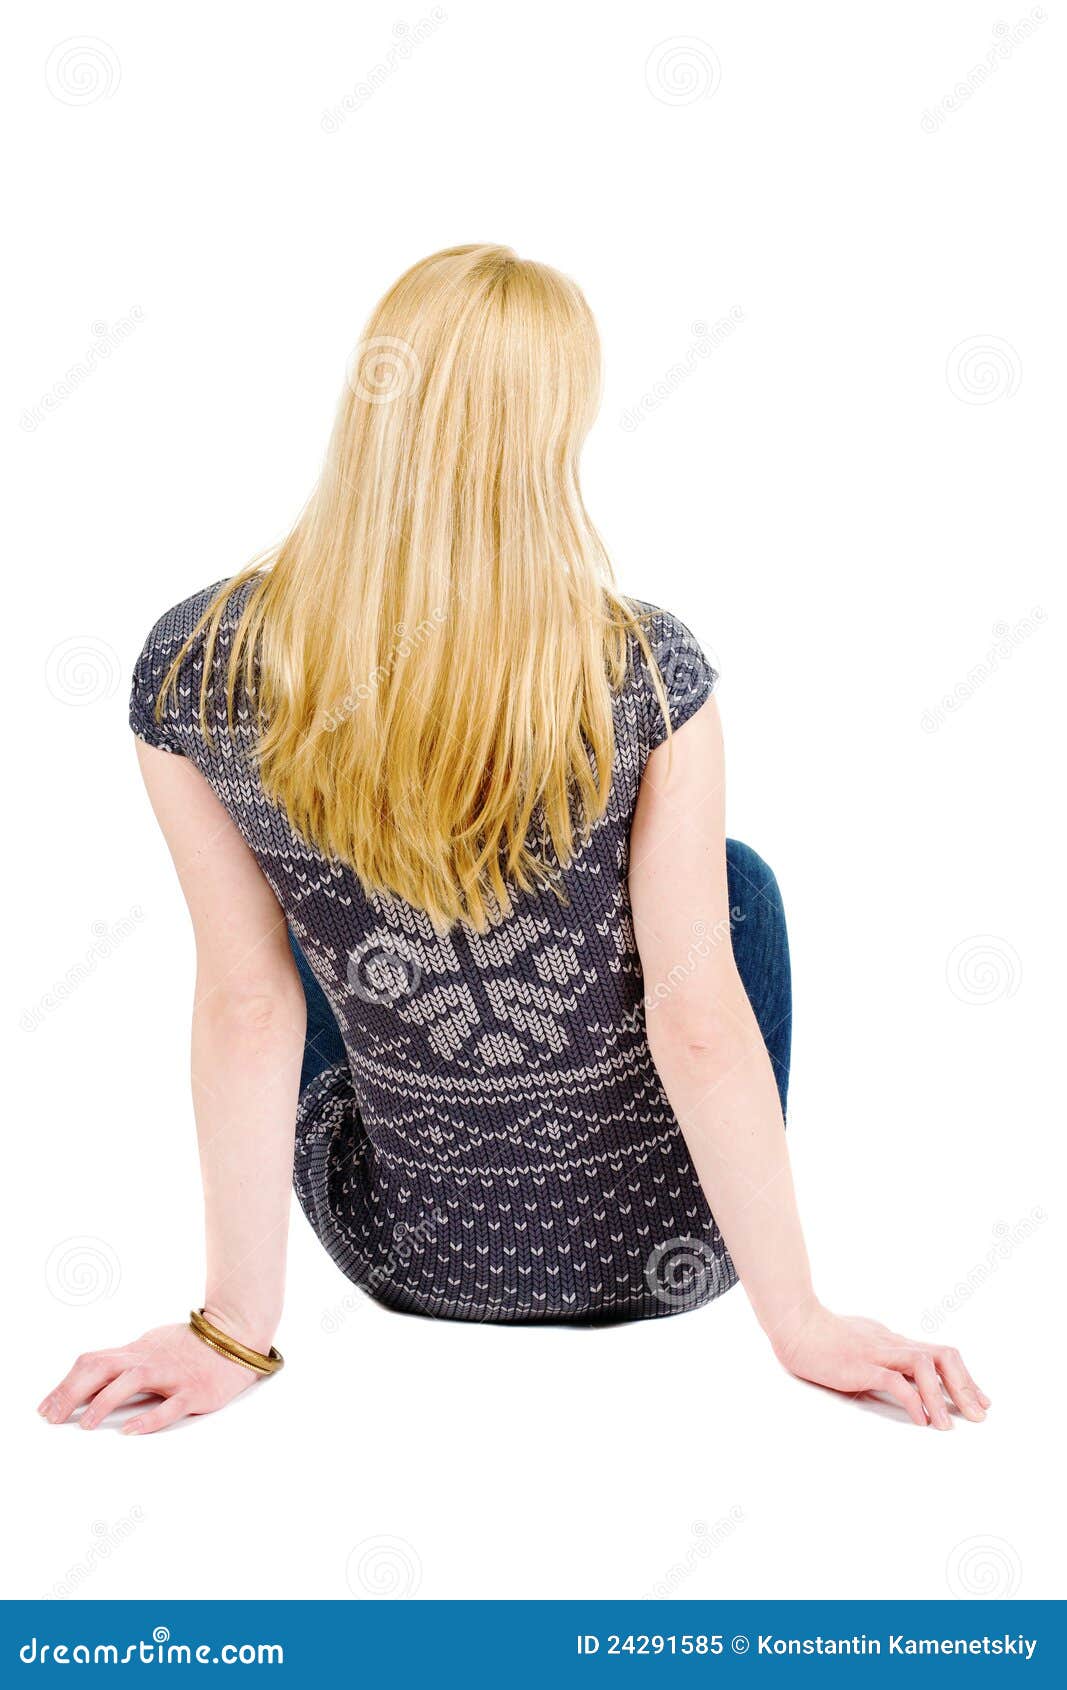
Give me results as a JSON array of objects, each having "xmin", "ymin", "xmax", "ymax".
[{"xmin": 723, "ymin": 839, "xmax": 791, "ymax": 1117}]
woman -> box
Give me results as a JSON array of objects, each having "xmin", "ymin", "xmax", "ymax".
[{"xmin": 39, "ymin": 245, "xmax": 987, "ymax": 1435}]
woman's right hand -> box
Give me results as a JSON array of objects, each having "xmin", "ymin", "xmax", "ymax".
[
  {"xmin": 770, "ymin": 1302, "xmax": 990, "ymax": 1428},
  {"xmin": 38, "ymin": 1321, "xmax": 265, "ymax": 1436}
]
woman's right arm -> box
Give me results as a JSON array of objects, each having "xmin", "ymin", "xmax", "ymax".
[
  {"xmin": 38, "ymin": 741, "xmax": 305, "ymax": 1435},
  {"xmin": 628, "ymin": 697, "xmax": 989, "ymax": 1428}
]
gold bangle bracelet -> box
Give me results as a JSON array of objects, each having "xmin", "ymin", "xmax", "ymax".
[{"xmin": 188, "ymin": 1309, "xmax": 284, "ymax": 1375}]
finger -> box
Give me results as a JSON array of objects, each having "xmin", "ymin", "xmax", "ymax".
[
  {"xmin": 79, "ymin": 1368, "xmax": 161, "ymax": 1432},
  {"xmin": 881, "ymin": 1342, "xmax": 987, "ymax": 1424},
  {"xmin": 911, "ymin": 1354, "xmax": 951, "ymax": 1430},
  {"xmin": 39, "ymin": 1354, "xmax": 131, "ymax": 1425},
  {"xmin": 868, "ymin": 1367, "xmax": 928, "ymax": 1427},
  {"xmin": 932, "ymin": 1347, "xmax": 989, "ymax": 1420},
  {"xmin": 122, "ymin": 1394, "xmax": 192, "ymax": 1437}
]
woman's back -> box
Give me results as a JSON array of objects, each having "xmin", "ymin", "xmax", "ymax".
[{"xmin": 131, "ymin": 577, "xmax": 722, "ymax": 1321}]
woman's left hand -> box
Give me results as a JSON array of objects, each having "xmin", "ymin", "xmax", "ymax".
[
  {"xmin": 770, "ymin": 1303, "xmax": 991, "ymax": 1428},
  {"xmin": 38, "ymin": 1323, "xmax": 263, "ymax": 1436}
]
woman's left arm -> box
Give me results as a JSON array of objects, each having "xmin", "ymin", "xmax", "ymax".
[
  {"xmin": 39, "ymin": 741, "xmax": 306, "ymax": 1435},
  {"xmin": 630, "ymin": 699, "xmax": 990, "ymax": 1428}
]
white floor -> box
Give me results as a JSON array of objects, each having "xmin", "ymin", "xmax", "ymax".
[{"xmin": 8, "ymin": 1174, "xmax": 1056, "ymax": 1602}]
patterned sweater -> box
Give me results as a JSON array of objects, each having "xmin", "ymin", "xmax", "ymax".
[{"xmin": 130, "ymin": 580, "xmax": 730, "ymax": 1323}]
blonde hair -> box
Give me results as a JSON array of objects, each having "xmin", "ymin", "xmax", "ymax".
[{"xmin": 161, "ymin": 244, "xmax": 661, "ymax": 931}]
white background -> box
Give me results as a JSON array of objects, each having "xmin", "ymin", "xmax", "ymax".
[{"xmin": 3, "ymin": 0, "xmax": 1063, "ymax": 1603}]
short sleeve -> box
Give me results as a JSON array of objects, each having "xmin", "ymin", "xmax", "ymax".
[
  {"xmin": 637, "ymin": 606, "xmax": 719, "ymax": 750},
  {"xmin": 129, "ymin": 577, "xmax": 253, "ymax": 759},
  {"xmin": 129, "ymin": 621, "xmax": 185, "ymax": 755},
  {"xmin": 128, "ymin": 581, "xmax": 233, "ymax": 757}
]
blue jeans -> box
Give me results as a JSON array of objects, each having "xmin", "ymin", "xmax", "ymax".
[{"xmin": 289, "ymin": 839, "xmax": 791, "ymax": 1117}]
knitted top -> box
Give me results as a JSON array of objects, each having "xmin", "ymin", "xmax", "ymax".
[{"xmin": 130, "ymin": 579, "xmax": 729, "ymax": 1323}]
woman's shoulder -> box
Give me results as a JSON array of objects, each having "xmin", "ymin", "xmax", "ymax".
[
  {"xmin": 136, "ymin": 575, "xmax": 255, "ymax": 666},
  {"xmin": 624, "ymin": 596, "xmax": 706, "ymax": 650},
  {"xmin": 130, "ymin": 575, "xmax": 257, "ymax": 753},
  {"xmin": 620, "ymin": 596, "xmax": 719, "ymax": 748}
]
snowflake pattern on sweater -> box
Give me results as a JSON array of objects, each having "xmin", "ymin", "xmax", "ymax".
[{"xmin": 130, "ymin": 580, "xmax": 729, "ymax": 1322}]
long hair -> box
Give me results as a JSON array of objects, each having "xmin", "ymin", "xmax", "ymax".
[{"xmin": 160, "ymin": 244, "xmax": 662, "ymax": 931}]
